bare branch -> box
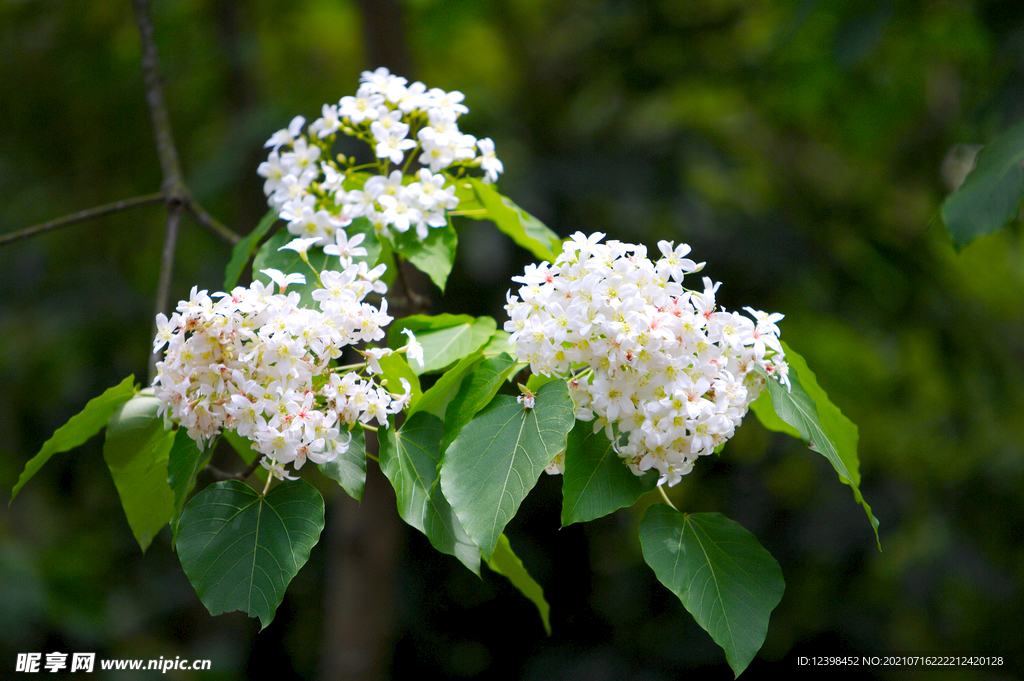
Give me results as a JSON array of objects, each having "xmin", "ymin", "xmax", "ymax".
[
  {"xmin": 186, "ymin": 200, "xmax": 240, "ymax": 244},
  {"xmin": 0, "ymin": 193, "xmax": 165, "ymax": 246},
  {"xmin": 133, "ymin": 0, "xmax": 185, "ymax": 200},
  {"xmin": 149, "ymin": 204, "xmax": 183, "ymax": 382},
  {"xmin": 132, "ymin": 0, "xmax": 242, "ymax": 381},
  {"xmin": 4, "ymin": 2, "xmax": 240, "ymax": 251},
  {"xmin": 391, "ymin": 251, "xmax": 431, "ymax": 315},
  {"xmin": 204, "ymin": 452, "xmax": 266, "ymax": 481}
]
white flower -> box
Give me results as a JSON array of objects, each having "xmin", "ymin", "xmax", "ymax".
[
  {"xmin": 152, "ymin": 254, "xmax": 410, "ymax": 479},
  {"xmin": 402, "ymin": 328, "xmax": 425, "ymax": 369},
  {"xmin": 317, "ymin": 104, "xmax": 342, "ymax": 138},
  {"xmin": 265, "ymin": 115, "xmax": 306, "ymax": 150},
  {"xmin": 259, "ymin": 268, "xmax": 306, "ymax": 291},
  {"xmin": 323, "ymin": 230, "xmax": 368, "ymax": 266},
  {"xmin": 504, "ymin": 232, "xmax": 785, "ymax": 486},
  {"xmin": 476, "ymin": 138, "xmax": 504, "ymax": 183},
  {"xmin": 279, "ymin": 237, "xmax": 322, "ymax": 259},
  {"xmin": 258, "ymin": 69, "xmax": 498, "ymax": 245}
]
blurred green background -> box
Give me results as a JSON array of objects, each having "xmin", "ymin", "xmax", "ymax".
[{"xmin": 2, "ymin": 0, "xmax": 1023, "ymax": 679}]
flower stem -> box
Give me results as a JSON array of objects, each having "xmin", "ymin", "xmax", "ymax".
[{"xmin": 657, "ymin": 485, "xmax": 678, "ymax": 511}]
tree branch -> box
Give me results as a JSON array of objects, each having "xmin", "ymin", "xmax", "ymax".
[
  {"xmin": 135, "ymin": 0, "xmax": 188, "ymax": 384},
  {"xmin": 205, "ymin": 452, "xmax": 266, "ymax": 481},
  {"xmin": 149, "ymin": 204, "xmax": 182, "ymax": 381},
  {"xmin": 391, "ymin": 251, "xmax": 430, "ymax": 315},
  {"xmin": 134, "ymin": 0, "xmax": 185, "ymax": 201},
  {"xmin": 186, "ymin": 201, "xmax": 239, "ymax": 244},
  {"xmin": 0, "ymin": 193, "xmax": 165, "ymax": 246}
]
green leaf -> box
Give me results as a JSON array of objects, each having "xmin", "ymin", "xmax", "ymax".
[
  {"xmin": 11, "ymin": 375, "xmax": 136, "ymax": 503},
  {"xmin": 379, "ymin": 412, "xmax": 480, "ymax": 574},
  {"xmin": 525, "ymin": 372, "xmax": 557, "ymax": 393},
  {"xmin": 754, "ymin": 344, "xmax": 880, "ymax": 548},
  {"xmin": 224, "ymin": 210, "xmax": 279, "ymax": 290},
  {"xmin": 409, "ymin": 352, "xmax": 485, "ymax": 421},
  {"xmin": 481, "ymin": 329, "xmax": 513, "ymax": 357},
  {"xmin": 319, "ymin": 427, "xmax": 367, "ymax": 501},
  {"xmin": 252, "ymin": 217, "xmax": 381, "ymax": 307},
  {"xmin": 167, "ymin": 428, "xmax": 209, "ymax": 539},
  {"xmin": 640, "ymin": 506, "xmax": 784, "ymax": 677},
  {"xmin": 391, "ymin": 314, "xmax": 496, "ymax": 374},
  {"xmin": 176, "ymin": 479, "xmax": 325, "ymax": 629},
  {"xmin": 440, "ymin": 352, "xmax": 518, "ymax": 455},
  {"xmin": 941, "ymin": 118, "xmax": 1024, "ymax": 248},
  {"xmin": 485, "ymin": 533, "xmax": 551, "ymax": 635},
  {"xmin": 377, "ymin": 352, "xmax": 423, "ymax": 411},
  {"xmin": 749, "ymin": 391, "xmax": 801, "ymax": 440},
  {"xmin": 103, "ymin": 394, "xmax": 176, "ymax": 552},
  {"xmin": 561, "ymin": 424, "xmax": 657, "ymax": 526},
  {"xmin": 392, "ymin": 221, "xmax": 458, "ymax": 292},
  {"xmin": 454, "ymin": 178, "xmax": 562, "ymax": 262},
  {"xmin": 441, "ymin": 379, "xmax": 575, "ymax": 559}
]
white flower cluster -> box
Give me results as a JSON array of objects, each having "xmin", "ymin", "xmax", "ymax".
[
  {"xmin": 504, "ymin": 232, "xmax": 789, "ymax": 486},
  {"xmin": 152, "ymin": 242, "xmax": 415, "ymax": 480},
  {"xmin": 257, "ymin": 67, "xmax": 503, "ymax": 244}
]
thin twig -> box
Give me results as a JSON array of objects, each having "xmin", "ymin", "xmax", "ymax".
[
  {"xmin": 0, "ymin": 193, "xmax": 166, "ymax": 246},
  {"xmin": 186, "ymin": 201, "xmax": 240, "ymax": 244},
  {"xmin": 5, "ymin": 1, "xmax": 240, "ymax": 252},
  {"xmin": 134, "ymin": 0, "xmax": 185, "ymax": 200},
  {"xmin": 205, "ymin": 452, "xmax": 266, "ymax": 481},
  {"xmin": 134, "ymin": 0, "xmax": 189, "ymax": 384},
  {"xmin": 391, "ymin": 251, "xmax": 430, "ymax": 313},
  {"xmin": 149, "ymin": 204, "xmax": 182, "ymax": 382}
]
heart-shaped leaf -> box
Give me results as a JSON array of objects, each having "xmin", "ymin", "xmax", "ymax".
[
  {"xmin": 176, "ymin": 479, "xmax": 325, "ymax": 629},
  {"xmin": 640, "ymin": 506, "xmax": 784, "ymax": 677}
]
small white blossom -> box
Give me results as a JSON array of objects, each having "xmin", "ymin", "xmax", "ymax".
[
  {"xmin": 152, "ymin": 257, "xmax": 409, "ymax": 479},
  {"xmin": 259, "ymin": 68, "xmax": 500, "ymax": 246},
  {"xmin": 504, "ymin": 232, "xmax": 787, "ymax": 486},
  {"xmin": 401, "ymin": 328, "xmax": 424, "ymax": 370}
]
